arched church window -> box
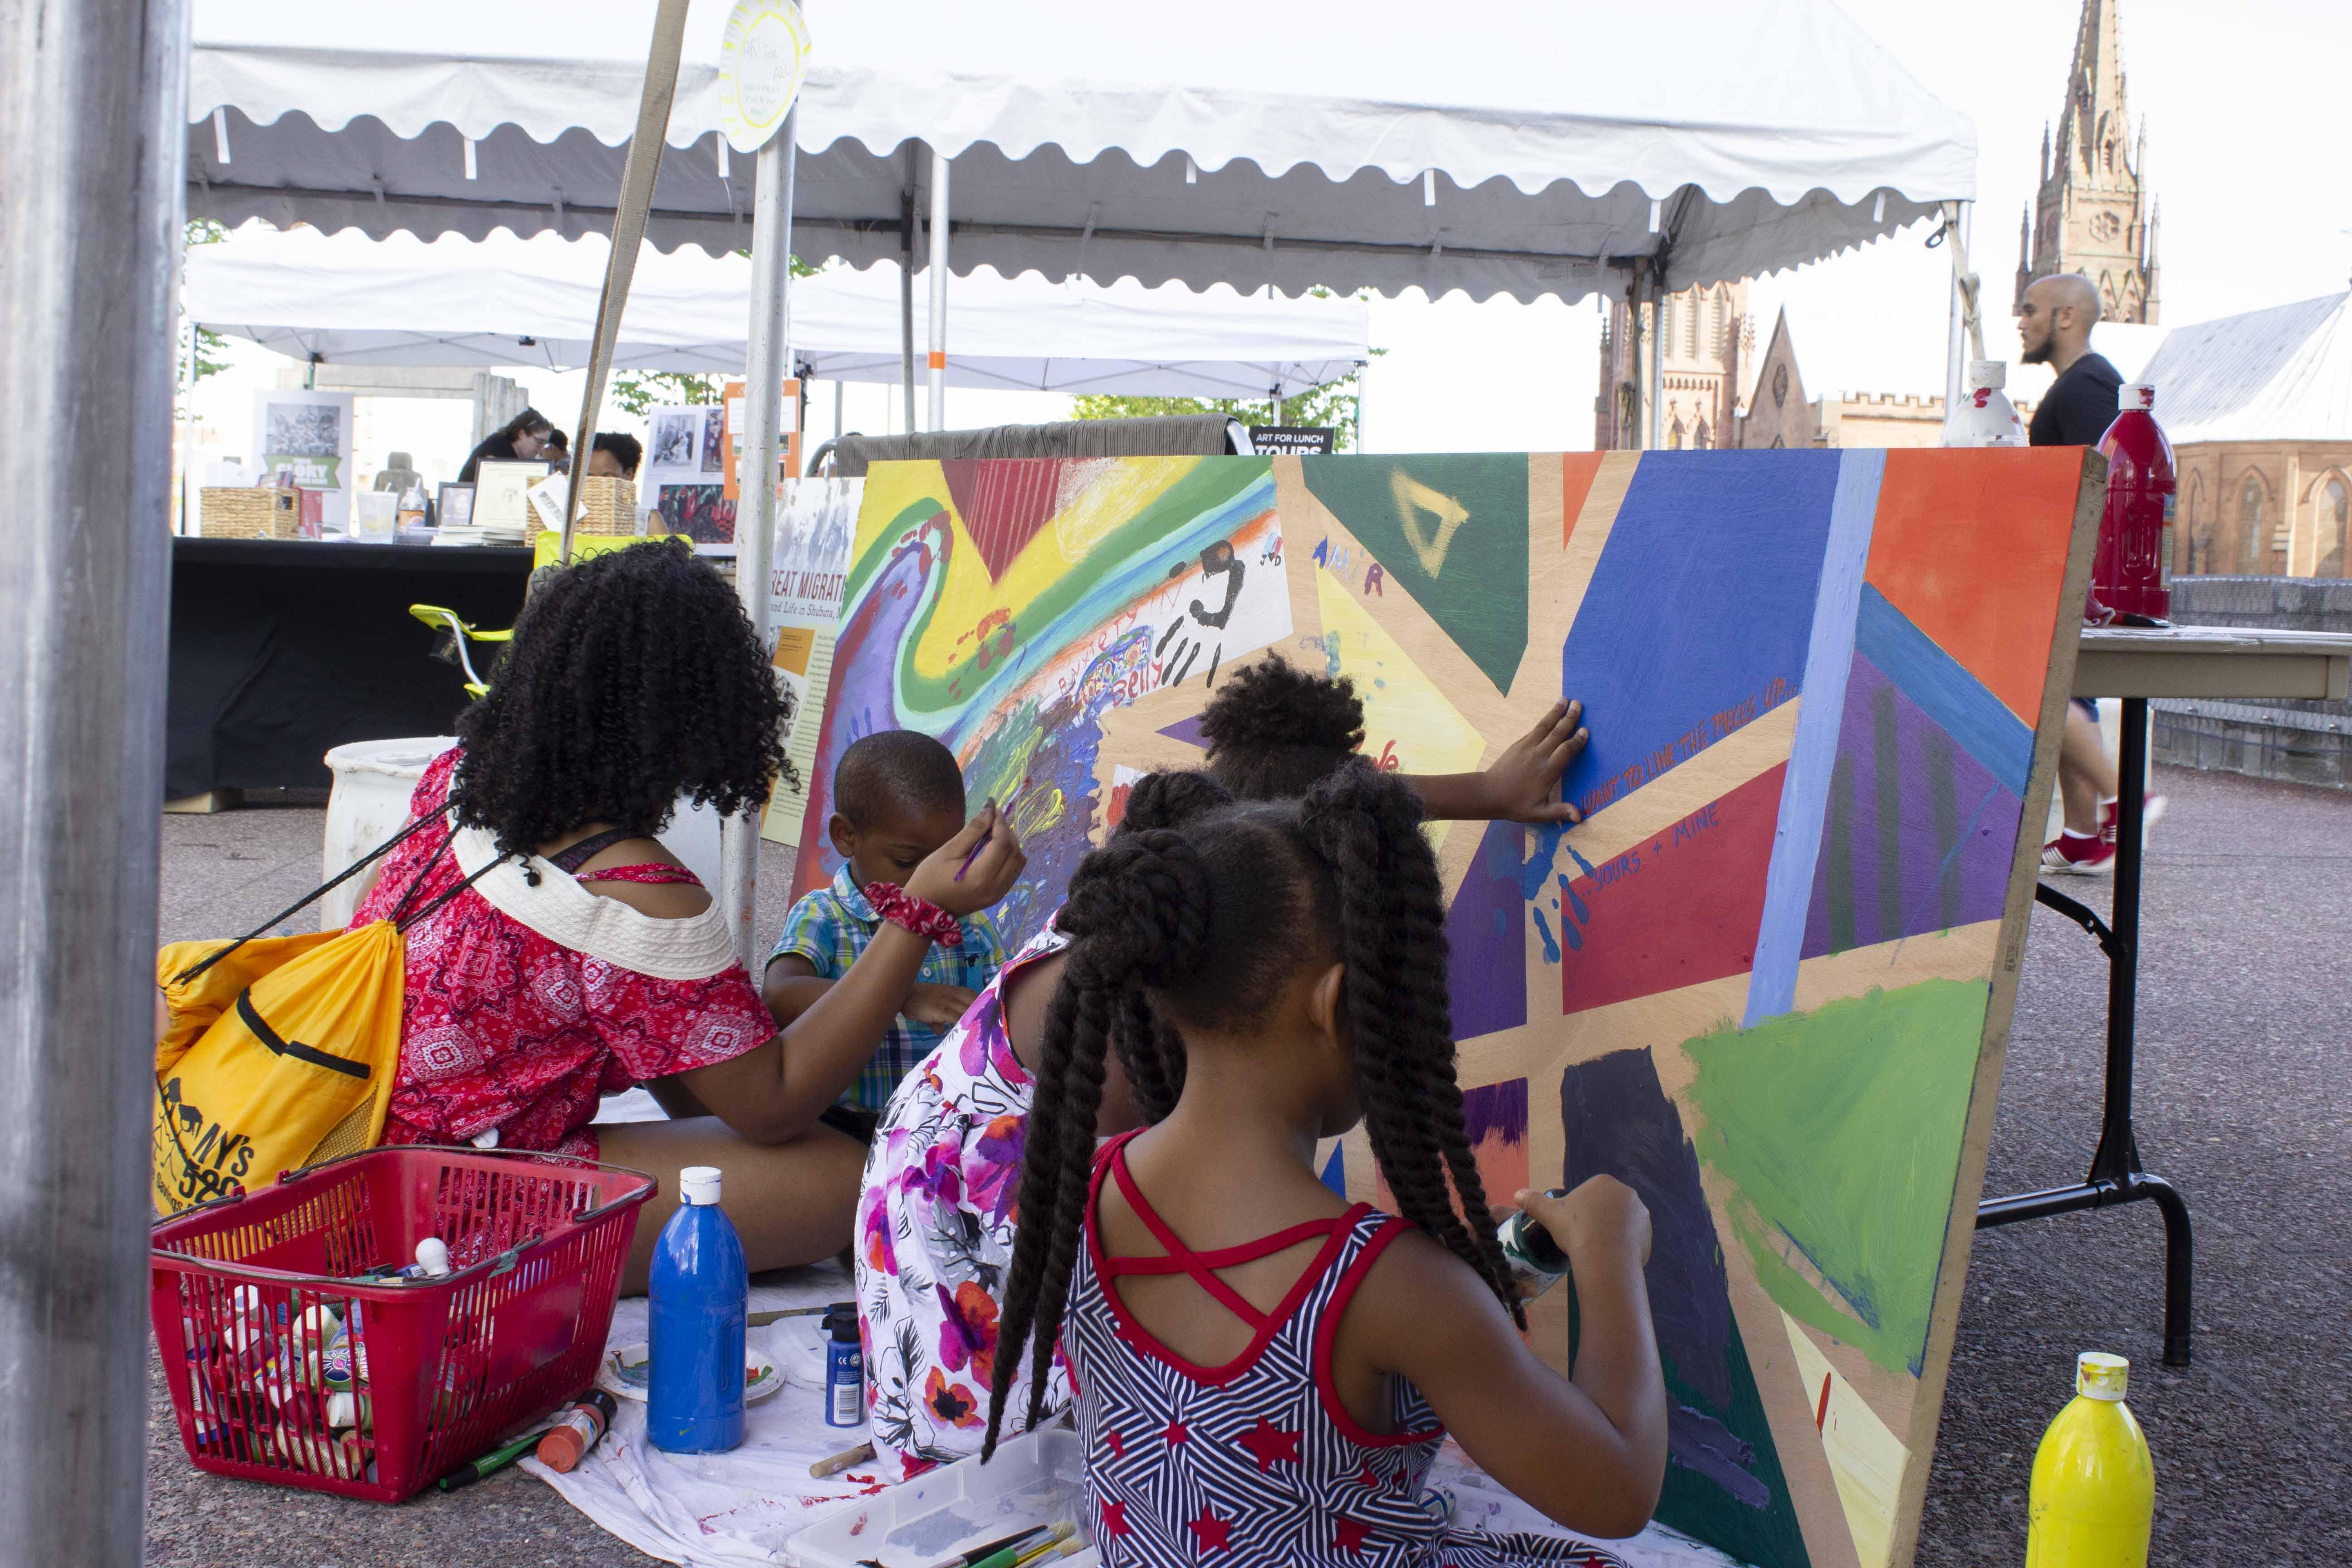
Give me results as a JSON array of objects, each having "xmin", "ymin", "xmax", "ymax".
[
  {"xmin": 2239, "ymin": 474, "xmax": 2268, "ymax": 570},
  {"xmin": 2319, "ymin": 477, "xmax": 2350, "ymax": 578},
  {"xmin": 1694, "ymin": 419, "xmax": 1710, "ymax": 451},
  {"xmin": 1772, "ymin": 363, "xmax": 1790, "ymax": 408},
  {"xmin": 1668, "ymin": 417, "xmax": 1685, "ymax": 450}
]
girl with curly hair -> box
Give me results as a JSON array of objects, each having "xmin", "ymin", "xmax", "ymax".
[
  {"xmin": 349, "ymin": 541, "xmax": 1024, "ymax": 1290},
  {"xmin": 852, "ymin": 657, "xmax": 1591, "ymax": 1472},
  {"xmin": 985, "ymin": 765, "xmax": 1666, "ymax": 1564}
]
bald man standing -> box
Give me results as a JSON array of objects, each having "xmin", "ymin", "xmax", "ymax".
[
  {"xmin": 2021, "ymin": 272, "xmax": 2122, "ymax": 447},
  {"xmin": 2019, "ymin": 272, "xmax": 2162, "ymax": 872}
]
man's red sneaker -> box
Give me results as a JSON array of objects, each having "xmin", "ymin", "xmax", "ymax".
[{"xmin": 2041, "ymin": 831, "xmax": 2114, "ymax": 876}]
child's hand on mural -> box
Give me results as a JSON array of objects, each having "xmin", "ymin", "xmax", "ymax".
[
  {"xmin": 1476, "ymin": 699, "xmax": 1591, "ymax": 824},
  {"xmin": 907, "ymin": 800, "xmax": 1027, "ymax": 917},
  {"xmin": 903, "ymin": 982, "xmax": 981, "ymax": 1029}
]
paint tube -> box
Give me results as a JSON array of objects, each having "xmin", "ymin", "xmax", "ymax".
[{"xmin": 1496, "ymin": 1195, "xmax": 1576, "ymax": 1301}]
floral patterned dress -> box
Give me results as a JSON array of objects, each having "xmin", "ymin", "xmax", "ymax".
[{"xmin": 854, "ymin": 918, "xmax": 1071, "ymax": 1478}]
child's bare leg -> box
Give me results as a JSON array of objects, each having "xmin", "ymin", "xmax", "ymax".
[{"xmin": 598, "ymin": 1116, "xmax": 866, "ymax": 1294}]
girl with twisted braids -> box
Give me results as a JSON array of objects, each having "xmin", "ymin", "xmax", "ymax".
[
  {"xmin": 852, "ymin": 656, "xmax": 1592, "ymax": 1475},
  {"xmin": 985, "ymin": 766, "xmax": 1666, "ymax": 1564}
]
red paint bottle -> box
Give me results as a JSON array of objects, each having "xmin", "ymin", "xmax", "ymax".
[{"xmin": 2093, "ymin": 383, "xmax": 2175, "ymax": 623}]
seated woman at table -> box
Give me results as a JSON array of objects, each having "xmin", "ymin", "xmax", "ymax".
[
  {"xmin": 457, "ymin": 407, "xmax": 556, "ymax": 483},
  {"xmin": 349, "ymin": 539, "xmax": 1024, "ymax": 1292}
]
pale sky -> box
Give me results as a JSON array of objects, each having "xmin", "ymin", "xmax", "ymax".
[{"xmin": 189, "ymin": 0, "xmax": 2349, "ymax": 474}]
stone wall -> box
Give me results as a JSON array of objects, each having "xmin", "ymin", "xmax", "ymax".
[{"xmin": 2156, "ymin": 576, "xmax": 2352, "ymax": 789}]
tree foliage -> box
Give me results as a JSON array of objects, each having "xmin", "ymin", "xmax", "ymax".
[
  {"xmin": 180, "ymin": 220, "xmax": 231, "ymax": 394},
  {"xmin": 1068, "ymin": 372, "xmax": 1362, "ymax": 450}
]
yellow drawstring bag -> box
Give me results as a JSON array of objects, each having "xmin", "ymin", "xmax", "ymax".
[{"xmin": 152, "ymin": 804, "xmax": 499, "ymax": 1213}]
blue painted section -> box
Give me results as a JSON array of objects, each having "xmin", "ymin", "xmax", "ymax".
[
  {"xmin": 1447, "ymin": 821, "xmax": 1530, "ymax": 1038},
  {"xmin": 1744, "ymin": 451, "xmax": 1883, "ymax": 1026},
  {"xmin": 1318, "ymin": 1143, "xmax": 1347, "ymax": 1197},
  {"xmin": 1853, "ymin": 585, "xmax": 2034, "ymax": 794},
  {"xmin": 1558, "ymin": 451, "xmax": 1843, "ymax": 823}
]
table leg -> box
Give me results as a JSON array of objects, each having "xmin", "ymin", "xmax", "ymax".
[{"xmin": 1976, "ymin": 697, "xmax": 2193, "ymax": 1366}]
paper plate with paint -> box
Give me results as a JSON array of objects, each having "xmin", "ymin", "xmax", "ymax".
[{"xmin": 605, "ymin": 1343, "xmax": 782, "ymax": 1404}]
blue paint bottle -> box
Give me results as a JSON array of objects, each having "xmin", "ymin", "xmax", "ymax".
[
  {"xmin": 822, "ymin": 1306, "xmax": 864, "ymax": 1429},
  {"xmin": 648, "ymin": 1165, "xmax": 746, "ymax": 1453}
]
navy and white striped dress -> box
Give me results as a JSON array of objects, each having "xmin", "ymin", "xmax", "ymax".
[{"xmin": 1064, "ymin": 1133, "xmax": 1630, "ymax": 1567}]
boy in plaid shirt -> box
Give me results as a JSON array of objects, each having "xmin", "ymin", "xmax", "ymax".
[{"xmin": 764, "ymin": 731, "xmax": 1006, "ymax": 1139}]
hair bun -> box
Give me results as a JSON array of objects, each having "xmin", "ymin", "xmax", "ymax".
[
  {"xmin": 1198, "ymin": 658, "xmax": 1364, "ymax": 757},
  {"xmin": 1115, "ymin": 770, "xmax": 1232, "ymax": 834},
  {"xmin": 1059, "ymin": 829, "xmax": 1211, "ymax": 988}
]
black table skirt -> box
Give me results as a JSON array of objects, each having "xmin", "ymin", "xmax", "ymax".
[{"xmin": 167, "ymin": 538, "xmax": 532, "ymax": 797}]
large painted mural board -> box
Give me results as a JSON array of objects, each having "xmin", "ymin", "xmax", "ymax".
[{"xmin": 792, "ymin": 450, "xmax": 2102, "ymax": 1568}]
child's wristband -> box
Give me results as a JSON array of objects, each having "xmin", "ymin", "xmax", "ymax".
[{"xmin": 864, "ymin": 882, "xmax": 964, "ymax": 947}]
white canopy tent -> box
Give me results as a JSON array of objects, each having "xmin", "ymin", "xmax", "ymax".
[
  {"xmin": 185, "ymin": 227, "xmax": 1370, "ymax": 401},
  {"xmin": 188, "ymin": 0, "xmax": 1975, "ymax": 308},
  {"xmin": 184, "ymin": 0, "xmax": 1978, "ymax": 965}
]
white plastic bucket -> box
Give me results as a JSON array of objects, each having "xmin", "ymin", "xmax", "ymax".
[
  {"xmin": 321, "ymin": 738, "xmax": 457, "ymax": 930},
  {"xmin": 322, "ymin": 738, "xmax": 731, "ymax": 931}
]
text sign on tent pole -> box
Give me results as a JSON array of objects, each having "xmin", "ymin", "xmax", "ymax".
[{"xmin": 718, "ymin": 0, "xmax": 813, "ymax": 155}]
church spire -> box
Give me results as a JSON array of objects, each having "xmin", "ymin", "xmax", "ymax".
[{"xmin": 2021, "ymin": 0, "xmax": 2158, "ymax": 322}]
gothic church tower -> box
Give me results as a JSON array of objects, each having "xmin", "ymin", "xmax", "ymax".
[{"xmin": 2017, "ymin": 0, "xmax": 2160, "ymax": 323}]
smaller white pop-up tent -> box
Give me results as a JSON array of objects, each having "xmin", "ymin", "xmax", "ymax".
[{"xmin": 186, "ymin": 227, "xmax": 1369, "ymax": 402}]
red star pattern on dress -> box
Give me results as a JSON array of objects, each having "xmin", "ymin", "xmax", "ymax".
[
  {"xmin": 1187, "ymin": 1507, "xmax": 1232, "ymax": 1553},
  {"xmin": 1098, "ymin": 1499, "xmax": 1131, "ymax": 1539},
  {"xmin": 1236, "ymin": 1415, "xmax": 1303, "ymax": 1471},
  {"xmin": 1105, "ymin": 1428, "xmax": 1125, "ymax": 1457},
  {"xmin": 1164, "ymin": 1417, "xmax": 1190, "ymax": 1446},
  {"xmin": 1333, "ymin": 1518, "xmax": 1374, "ymax": 1557}
]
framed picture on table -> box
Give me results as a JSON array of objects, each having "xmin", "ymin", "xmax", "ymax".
[
  {"xmin": 436, "ymin": 483, "xmax": 473, "ymax": 530},
  {"xmin": 474, "ymin": 460, "xmax": 549, "ymax": 531}
]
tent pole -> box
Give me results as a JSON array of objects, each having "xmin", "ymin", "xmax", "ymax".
[
  {"xmin": 1646, "ymin": 272, "xmax": 1664, "ymax": 451},
  {"xmin": 721, "ymin": 107, "xmax": 799, "ymax": 970},
  {"xmin": 927, "ymin": 148, "xmax": 949, "ymax": 432},
  {"xmin": 0, "ymin": 0, "xmax": 181, "ymax": 1559},
  {"xmin": 900, "ymin": 149, "xmax": 917, "ymax": 433},
  {"xmin": 1944, "ymin": 199, "xmax": 1974, "ymax": 418},
  {"xmin": 562, "ymin": 0, "xmax": 689, "ymax": 563}
]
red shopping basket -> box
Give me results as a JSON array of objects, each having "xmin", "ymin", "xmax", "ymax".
[{"xmin": 150, "ymin": 1145, "xmax": 655, "ymax": 1502}]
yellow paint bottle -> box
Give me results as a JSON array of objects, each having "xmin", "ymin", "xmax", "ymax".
[{"xmin": 2025, "ymin": 1351, "xmax": 2154, "ymax": 1567}]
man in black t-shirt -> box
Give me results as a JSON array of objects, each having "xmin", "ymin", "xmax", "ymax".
[
  {"xmin": 2021, "ymin": 274, "xmax": 2122, "ymax": 447},
  {"xmin": 2017, "ymin": 272, "xmax": 2165, "ymax": 872}
]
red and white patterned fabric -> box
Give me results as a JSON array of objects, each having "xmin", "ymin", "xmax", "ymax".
[
  {"xmin": 350, "ymin": 749, "xmax": 774, "ymax": 1159},
  {"xmin": 1067, "ymin": 1132, "xmax": 1630, "ymax": 1568}
]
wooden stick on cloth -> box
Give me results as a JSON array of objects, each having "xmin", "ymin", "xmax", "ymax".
[{"xmin": 560, "ymin": 0, "xmax": 692, "ymax": 564}]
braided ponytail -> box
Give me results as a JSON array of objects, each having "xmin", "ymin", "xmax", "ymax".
[
  {"xmin": 1298, "ymin": 764, "xmax": 1524, "ymax": 1327},
  {"xmin": 984, "ymin": 827, "xmax": 1215, "ymax": 1458}
]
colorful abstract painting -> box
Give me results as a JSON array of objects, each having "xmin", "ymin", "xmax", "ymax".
[{"xmin": 794, "ymin": 449, "xmax": 2098, "ymax": 1568}]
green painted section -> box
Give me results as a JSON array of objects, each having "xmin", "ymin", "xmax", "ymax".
[
  {"xmin": 1683, "ymin": 978, "xmax": 1989, "ymax": 1377},
  {"xmin": 1299, "ymin": 454, "xmax": 1529, "ymax": 693},
  {"xmin": 1654, "ymin": 1310, "xmax": 1814, "ymax": 1568}
]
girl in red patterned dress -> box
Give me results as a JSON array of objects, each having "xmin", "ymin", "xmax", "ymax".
[
  {"xmin": 981, "ymin": 764, "xmax": 1666, "ymax": 1564},
  {"xmin": 352, "ymin": 541, "xmax": 1024, "ymax": 1290}
]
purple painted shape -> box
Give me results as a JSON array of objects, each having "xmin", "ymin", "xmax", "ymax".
[
  {"xmin": 1157, "ymin": 714, "xmax": 1211, "ymax": 750},
  {"xmin": 1447, "ymin": 821, "xmax": 1529, "ymax": 1040},
  {"xmin": 1802, "ymin": 650, "xmax": 2020, "ymax": 957},
  {"xmin": 1463, "ymin": 1077, "xmax": 1529, "ymax": 1148}
]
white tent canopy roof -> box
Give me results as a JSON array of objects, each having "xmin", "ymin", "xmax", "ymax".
[
  {"xmin": 185, "ymin": 226, "xmax": 1369, "ymax": 398},
  {"xmin": 188, "ymin": 0, "xmax": 1975, "ymax": 303}
]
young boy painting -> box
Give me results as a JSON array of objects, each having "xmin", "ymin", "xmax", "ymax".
[{"xmin": 764, "ymin": 731, "xmax": 1007, "ymax": 1140}]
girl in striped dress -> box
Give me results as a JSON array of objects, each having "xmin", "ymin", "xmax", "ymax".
[{"xmin": 980, "ymin": 764, "xmax": 1668, "ymax": 1566}]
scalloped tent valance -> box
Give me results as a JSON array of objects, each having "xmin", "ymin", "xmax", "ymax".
[
  {"xmin": 185, "ymin": 226, "xmax": 1372, "ymax": 399},
  {"xmin": 186, "ymin": 0, "xmax": 1975, "ymax": 304}
]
